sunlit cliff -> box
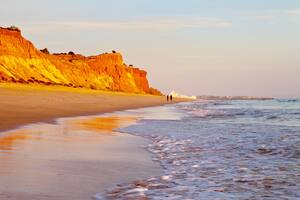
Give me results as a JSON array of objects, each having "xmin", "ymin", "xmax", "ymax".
[{"xmin": 0, "ymin": 26, "xmax": 161, "ymax": 95}]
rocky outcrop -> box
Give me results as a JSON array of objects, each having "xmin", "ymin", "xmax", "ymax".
[{"xmin": 0, "ymin": 27, "xmax": 162, "ymax": 95}]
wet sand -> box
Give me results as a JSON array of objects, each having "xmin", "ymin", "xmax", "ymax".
[
  {"xmin": 0, "ymin": 116, "xmax": 161, "ymax": 200},
  {"xmin": 0, "ymin": 83, "xmax": 190, "ymax": 199}
]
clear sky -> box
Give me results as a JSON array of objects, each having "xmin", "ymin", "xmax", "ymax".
[{"xmin": 1, "ymin": 0, "xmax": 300, "ymax": 97}]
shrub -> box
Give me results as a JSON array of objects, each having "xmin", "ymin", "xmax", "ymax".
[
  {"xmin": 148, "ymin": 87, "xmax": 163, "ymax": 96},
  {"xmin": 40, "ymin": 48, "xmax": 50, "ymax": 54},
  {"xmin": 17, "ymin": 78, "xmax": 26, "ymax": 83},
  {"xmin": 112, "ymin": 50, "xmax": 116, "ymax": 53},
  {"xmin": 68, "ymin": 51, "xmax": 75, "ymax": 55},
  {"xmin": 7, "ymin": 26, "xmax": 21, "ymax": 32}
]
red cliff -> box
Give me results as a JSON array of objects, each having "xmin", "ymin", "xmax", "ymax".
[{"xmin": 0, "ymin": 26, "xmax": 161, "ymax": 95}]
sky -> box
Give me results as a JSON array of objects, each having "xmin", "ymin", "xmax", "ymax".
[{"xmin": 1, "ymin": 0, "xmax": 300, "ymax": 97}]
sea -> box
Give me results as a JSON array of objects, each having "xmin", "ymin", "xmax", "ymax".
[{"xmin": 96, "ymin": 99, "xmax": 300, "ymax": 200}]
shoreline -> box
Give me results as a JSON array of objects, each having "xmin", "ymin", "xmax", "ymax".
[
  {"xmin": 0, "ymin": 113, "xmax": 162, "ymax": 200},
  {"xmin": 0, "ymin": 83, "xmax": 190, "ymax": 199},
  {"xmin": 0, "ymin": 83, "xmax": 188, "ymax": 133}
]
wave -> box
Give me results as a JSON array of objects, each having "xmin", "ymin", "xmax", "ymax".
[
  {"xmin": 276, "ymin": 99, "xmax": 300, "ymax": 103},
  {"xmin": 178, "ymin": 100, "xmax": 300, "ymax": 127},
  {"xmin": 266, "ymin": 115, "xmax": 279, "ymax": 119},
  {"xmin": 97, "ymin": 103, "xmax": 300, "ymax": 199},
  {"xmin": 179, "ymin": 105, "xmax": 262, "ymax": 119},
  {"xmin": 291, "ymin": 112, "xmax": 300, "ymax": 115}
]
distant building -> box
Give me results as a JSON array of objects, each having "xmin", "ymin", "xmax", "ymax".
[{"xmin": 169, "ymin": 91, "xmax": 197, "ymax": 100}]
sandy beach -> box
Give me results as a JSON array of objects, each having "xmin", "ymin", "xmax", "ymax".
[
  {"xmin": 0, "ymin": 83, "xmax": 184, "ymax": 132},
  {"xmin": 0, "ymin": 83, "xmax": 187, "ymax": 200}
]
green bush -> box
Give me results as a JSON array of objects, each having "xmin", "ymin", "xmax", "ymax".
[{"xmin": 7, "ymin": 26, "xmax": 21, "ymax": 32}]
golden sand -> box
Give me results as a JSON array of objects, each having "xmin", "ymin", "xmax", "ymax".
[
  {"xmin": 0, "ymin": 83, "xmax": 186, "ymax": 132},
  {"xmin": 0, "ymin": 84, "xmax": 190, "ymax": 199}
]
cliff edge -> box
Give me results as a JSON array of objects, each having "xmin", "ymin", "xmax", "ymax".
[{"xmin": 0, "ymin": 26, "xmax": 161, "ymax": 95}]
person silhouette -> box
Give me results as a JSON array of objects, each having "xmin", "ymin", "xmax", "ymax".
[
  {"xmin": 167, "ymin": 95, "xmax": 169, "ymax": 102},
  {"xmin": 170, "ymin": 95, "xmax": 173, "ymax": 102}
]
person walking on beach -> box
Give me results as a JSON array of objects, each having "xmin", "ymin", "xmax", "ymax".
[{"xmin": 167, "ymin": 95, "xmax": 169, "ymax": 102}]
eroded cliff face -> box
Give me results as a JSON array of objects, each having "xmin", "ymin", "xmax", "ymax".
[{"xmin": 0, "ymin": 27, "xmax": 161, "ymax": 95}]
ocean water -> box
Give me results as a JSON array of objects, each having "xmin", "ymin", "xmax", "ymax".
[{"xmin": 96, "ymin": 99, "xmax": 300, "ymax": 200}]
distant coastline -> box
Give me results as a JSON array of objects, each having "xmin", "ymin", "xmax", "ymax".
[{"xmin": 197, "ymin": 95, "xmax": 274, "ymax": 100}]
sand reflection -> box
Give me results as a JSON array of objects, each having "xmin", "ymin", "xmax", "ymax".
[
  {"xmin": 67, "ymin": 116, "xmax": 137, "ymax": 132},
  {"xmin": 0, "ymin": 130, "xmax": 34, "ymax": 150},
  {"xmin": 0, "ymin": 115, "xmax": 160, "ymax": 200}
]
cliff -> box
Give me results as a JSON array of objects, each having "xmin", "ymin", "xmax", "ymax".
[{"xmin": 0, "ymin": 27, "xmax": 161, "ymax": 95}]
